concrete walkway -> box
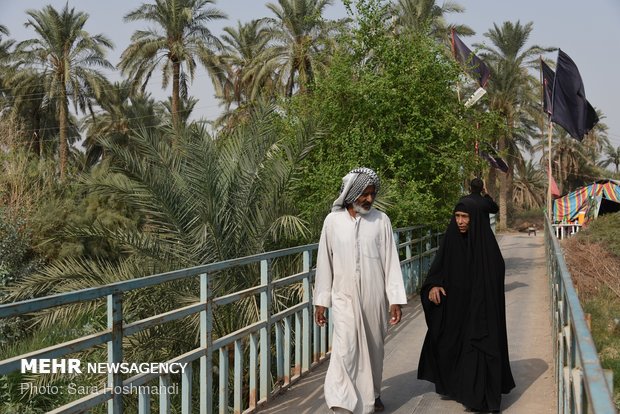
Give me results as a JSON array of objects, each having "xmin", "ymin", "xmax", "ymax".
[{"xmin": 257, "ymin": 233, "xmax": 556, "ymax": 413}]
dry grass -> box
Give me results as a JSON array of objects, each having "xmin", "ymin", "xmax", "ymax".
[{"xmin": 562, "ymin": 237, "xmax": 620, "ymax": 300}]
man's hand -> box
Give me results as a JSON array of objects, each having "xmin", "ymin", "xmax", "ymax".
[
  {"xmin": 389, "ymin": 304, "xmax": 402, "ymax": 325},
  {"xmin": 428, "ymin": 286, "xmax": 446, "ymax": 305},
  {"xmin": 315, "ymin": 305, "xmax": 327, "ymax": 327}
]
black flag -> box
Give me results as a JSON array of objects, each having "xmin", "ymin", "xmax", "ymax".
[
  {"xmin": 494, "ymin": 156, "xmax": 509, "ymax": 173},
  {"xmin": 541, "ymin": 59, "xmax": 554, "ymax": 115},
  {"xmin": 451, "ymin": 29, "xmax": 490, "ymax": 88},
  {"xmin": 479, "ymin": 151, "xmax": 509, "ymax": 173},
  {"xmin": 585, "ymin": 101, "xmax": 599, "ymax": 134},
  {"xmin": 551, "ymin": 49, "xmax": 598, "ymax": 140},
  {"xmin": 480, "ymin": 151, "xmax": 500, "ymax": 170}
]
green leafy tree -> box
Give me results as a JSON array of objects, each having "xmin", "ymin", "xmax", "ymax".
[
  {"xmin": 0, "ymin": 211, "xmax": 42, "ymax": 347},
  {"xmin": 119, "ymin": 0, "xmax": 226, "ymax": 130},
  {"xmin": 0, "ymin": 212, "xmax": 41, "ymax": 294},
  {"xmin": 13, "ymin": 4, "xmax": 113, "ymax": 181},
  {"xmin": 292, "ymin": 0, "xmax": 478, "ymax": 232}
]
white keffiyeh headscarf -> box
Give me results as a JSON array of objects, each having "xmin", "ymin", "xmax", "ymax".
[{"xmin": 331, "ymin": 167, "xmax": 381, "ymax": 212}]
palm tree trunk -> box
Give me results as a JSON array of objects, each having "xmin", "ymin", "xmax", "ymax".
[
  {"xmin": 498, "ymin": 134, "xmax": 507, "ymax": 230},
  {"xmin": 506, "ymin": 141, "xmax": 514, "ymax": 223},
  {"xmin": 59, "ymin": 92, "xmax": 68, "ymax": 181},
  {"xmin": 32, "ymin": 114, "xmax": 41, "ymax": 157},
  {"xmin": 172, "ymin": 60, "xmax": 180, "ymax": 130},
  {"xmin": 506, "ymin": 155, "xmax": 513, "ymax": 221},
  {"xmin": 286, "ymin": 62, "xmax": 296, "ymax": 97},
  {"xmin": 487, "ymin": 167, "xmax": 497, "ymax": 199}
]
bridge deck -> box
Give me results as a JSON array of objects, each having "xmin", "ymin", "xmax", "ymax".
[{"xmin": 257, "ymin": 233, "xmax": 556, "ymax": 413}]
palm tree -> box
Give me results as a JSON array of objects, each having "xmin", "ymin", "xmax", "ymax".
[
  {"xmin": 512, "ymin": 159, "xmax": 545, "ymax": 209},
  {"xmin": 3, "ymin": 105, "xmax": 320, "ymax": 407},
  {"xmin": 5, "ymin": 99, "xmax": 319, "ymax": 323},
  {"xmin": 160, "ymin": 95, "xmax": 201, "ymax": 127},
  {"xmin": 217, "ymin": 19, "xmax": 279, "ymax": 109},
  {"xmin": 4, "ymin": 68, "xmax": 74, "ymax": 158},
  {"xmin": 0, "ymin": 24, "xmax": 14, "ymax": 96},
  {"xmin": 12, "ymin": 4, "xmax": 113, "ymax": 181},
  {"xmin": 0, "ymin": 24, "xmax": 11, "ymax": 55},
  {"xmin": 391, "ymin": 0, "xmax": 473, "ymax": 41},
  {"xmin": 81, "ymin": 80, "xmax": 160, "ymax": 167},
  {"xmin": 542, "ymin": 128, "xmax": 591, "ymax": 191},
  {"xmin": 119, "ymin": 0, "xmax": 226, "ymax": 130},
  {"xmin": 581, "ymin": 108, "xmax": 610, "ymax": 161},
  {"xmin": 265, "ymin": 0, "xmax": 337, "ymax": 96},
  {"xmin": 475, "ymin": 21, "xmax": 552, "ymax": 229},
  {"xmin": 599, "ymin": 144, "xmax": 620, "ymax": 174}
]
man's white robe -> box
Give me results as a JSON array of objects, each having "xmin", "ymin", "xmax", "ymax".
[{"xmin": 314, "ymin": 208, "xmax": 407, "ymax": 414}]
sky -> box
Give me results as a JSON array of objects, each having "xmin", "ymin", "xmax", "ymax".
[{"xmin": 1, "ymin": 0, "xmax": 619, "ymax": 150}]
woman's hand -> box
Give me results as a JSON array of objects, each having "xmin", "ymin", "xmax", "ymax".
[{"xmin": 428, "ymin": 286, "xmax": 446, "ymax": 305}]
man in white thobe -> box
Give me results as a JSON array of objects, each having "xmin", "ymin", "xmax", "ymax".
[{"xmin": 314, "ymin": 167, "xmax": 407, "ymax": 414}]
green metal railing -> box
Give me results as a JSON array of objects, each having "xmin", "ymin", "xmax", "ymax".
[
  {"xmin": 544, "ymin": 217, "xmax": 616, "ymax": 413},
  {"xmin": 0, "ymin": 225, "xmax": 440, "ymax": 414}
]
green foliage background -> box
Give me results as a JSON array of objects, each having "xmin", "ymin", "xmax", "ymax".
[{"xmin": 291, "ymin": 7, "xmax": 481, "ymax": 233}]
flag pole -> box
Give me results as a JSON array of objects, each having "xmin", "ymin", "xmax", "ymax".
[
  {"xmin": 547, "ymin": 120, "xmax": 554, "ymax": 221},
  {"xmin": 540, "ymin": 56, "xmax": 554, "ymax": 222}
]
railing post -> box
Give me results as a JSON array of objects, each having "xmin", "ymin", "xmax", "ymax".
[
  {"xmin": 234, "ymin": 340, "xmax": 243, "ymax": 413},
  {"xmin": 275, "ymin": 322, "xmax": 283, "ymax": 384},
  {"xmin": 294, "ymin": 314, "xmax": 301, "ymax": 377},
  {"xmin": 248, "ymin": 334, "xmax": 258, "ymax": 409},
  {"xmin": 159, "ymin": 374, "xmax": 171, "ymax": 413},
  {"xmin": 181, "ymin": 362, "xmax": 192, "ymax": 414},
  {"xmin": 405, "ymin": 230, "xmax": 413, "ymax": 294},
  {"xmin": 302, "ymin": 250, "xmax": 312, "ymax": 371},
  {"xmin": 418, "ymin": 230, "xmax": 423, "ymax": 287},
  {"xmin": 138, "ymin": 389, "xmax": 150, "ymax": 414},
  {"xmin": 219, "ymin": 347, "xmax": 229, "ymax": 414},
  {"xmin": 284, "ymin": 316, "xmax": 292, "ymax": 384},
  {"xmin": 260, "ymin": 259, "xmax": 272, "ymax": 401},
  {"xmin": 107, "ymin": 292, "xmax": 123, "ymax": 414},
  {"xmin": 424, "ymin": 229, "xmax": 432, "ymax": 277},
  {"xmin": 200, "ymin": 272, "xmax": 213, "ymax": 414}
]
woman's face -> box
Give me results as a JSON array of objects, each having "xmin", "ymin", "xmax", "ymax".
[{"xmin": 455, "ymin": 211, "xmax": 470, "ymax": 233}]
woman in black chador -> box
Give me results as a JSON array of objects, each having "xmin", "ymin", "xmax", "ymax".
[{"xmin": 417, "ymin": 197, "xmax": 515, "ymax": 412}]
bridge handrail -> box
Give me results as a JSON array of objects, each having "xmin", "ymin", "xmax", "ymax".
[
  {"xmin": 0, "ymin": 243, "xmax": 318, "ymax": 318},
  {"xmin": 544, "ymin": 216, "xmax": 616, "ymax": 413},
  {"xmin": 0, "ymin": 225, "xmax": 441, "ymax": 414}
]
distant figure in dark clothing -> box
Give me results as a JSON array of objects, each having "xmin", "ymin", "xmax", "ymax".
[
  {"xmin": 417, "ymin": 197, "xmax": 515, "ymax": 412},
  {"xmin": 462, "ymin": 177, "xmax": 499, "ymax": 216}
]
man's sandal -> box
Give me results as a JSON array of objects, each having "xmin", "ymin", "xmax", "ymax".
[{"xmin": 374, "ymin": 397, "xmax": 385, "ymax": 412}]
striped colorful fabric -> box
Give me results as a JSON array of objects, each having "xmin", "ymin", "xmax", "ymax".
[
  {"xmin": 553, "ymin": 180, "xmax": 620, "ymax": 222},
  {"xmin": 601, "ymin": 180, "xmax": 620, "ymax": 202}
]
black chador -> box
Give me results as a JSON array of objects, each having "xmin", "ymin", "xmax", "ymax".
[{"xmin": 418, "ymin": 197, "xmax": 515, "ymax": 412}]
